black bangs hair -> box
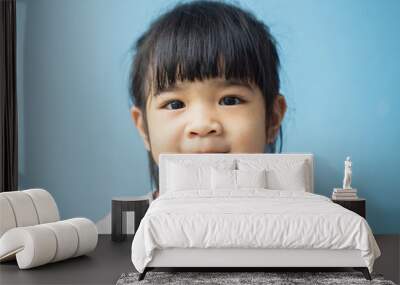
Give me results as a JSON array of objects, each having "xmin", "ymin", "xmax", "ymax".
[
  {"xmin": 151, "ymin": 4, "xmax": 280, "ymax": 96},
  {"xmin": 129, "ymin": 0, "xmax": 283, "ymax": 192}
]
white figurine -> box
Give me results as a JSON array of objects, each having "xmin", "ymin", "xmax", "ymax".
[{"xmin": 342, "ymin": 156, "xmax": 352, "ymax": 189}]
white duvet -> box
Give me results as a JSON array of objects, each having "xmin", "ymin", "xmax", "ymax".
[{"xmin": 131, "ymin": 189, "xmax": 380, "ymax": 273}]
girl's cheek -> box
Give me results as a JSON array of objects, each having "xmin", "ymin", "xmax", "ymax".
[
  {"xmin": 151, "ymin": 114, "xmax": 184, "ymax": 143},
  {"xmin": 232, "ymin": 111, "xmax": 266, "ymax": 138},
  {"xmin": 226, "ymin": 107, "xmax": 263, "ymax": 128}
]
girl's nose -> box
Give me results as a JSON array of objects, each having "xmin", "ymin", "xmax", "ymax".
[{"xmin": 186, "ymin": 116, "xmax": 223, "ymax": 138}]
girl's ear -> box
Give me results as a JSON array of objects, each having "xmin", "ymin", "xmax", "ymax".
[
  {"xmin": 130, "ymin": 106, "xmax": 151, "ymax": 151},
  {"xmin": 266, "ymin": 94, "xmax": 287, "ymax": 144}
]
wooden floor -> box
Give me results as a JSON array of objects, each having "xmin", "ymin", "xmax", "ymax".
[
  {"xmin": 374, "ymin": 235, "xmax": 400, "ymax": 284},
  {"xmin": 0, "ymin": 235, "xmax": 398, "ymax": 285}
]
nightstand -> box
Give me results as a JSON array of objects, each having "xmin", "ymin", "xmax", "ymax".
[
  {"xmin": 332, "ymin": 198, "xmax": 366, "ymax": 218},
  {"xmin": 111, "ymin": 195, "xmax": 150, "ymax": 242}
]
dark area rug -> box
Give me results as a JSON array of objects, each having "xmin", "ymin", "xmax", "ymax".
[{"xmin": 116, "ymin": 271, "xmax": 396, "ymax": 285}]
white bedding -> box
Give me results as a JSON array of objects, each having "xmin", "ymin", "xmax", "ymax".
[{"xmin": 131, "ymin": 189, "xmax": 380, "ymax": 273}]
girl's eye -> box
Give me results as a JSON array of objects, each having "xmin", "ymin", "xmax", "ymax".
[
  {"xmin": 164, "ymin": 100, "xmax": 185, "ymax": 110},
  {"xmin": 219, "ymin": 96, "xmax": 243, "ymax": 106}
]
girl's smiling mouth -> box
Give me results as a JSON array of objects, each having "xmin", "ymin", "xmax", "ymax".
[
  {"xmin": 182, "ymin": 139, "xmax": 231, "ymax": 154},
  {"xmin": 192, "ymin": 150, "xmax": 230, "ymax": 154}
]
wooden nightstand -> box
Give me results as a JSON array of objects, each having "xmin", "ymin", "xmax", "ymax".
[{"xmin": 332, "ymin": 198, "xmax": 366, "ymax": 218}]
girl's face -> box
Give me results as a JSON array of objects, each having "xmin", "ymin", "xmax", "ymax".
[{"xmin": 132, "ymin": 78, "xmax": 284, "ymax": 165}]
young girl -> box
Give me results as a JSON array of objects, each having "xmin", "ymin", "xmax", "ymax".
[{"xmin": 129, "ymin": 1, "xmax": 287, "ymax": 198}]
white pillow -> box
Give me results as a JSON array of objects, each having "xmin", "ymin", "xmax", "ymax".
[
  {"xmin": 266, "ymin": 163, "xmax": 307, "ymax": 191},
  {"xmin": 236, "ymin": 169, "xmax": 267, "ymax": 189},
  {"xmin": 237, "ymin": 159, "xmax": 309, "ymax": 191},
  {"xmin": 211, "ymin": 168, "xmax": 267, "ymax": 190},
  {"xmin": 167, "ymin": 160, "xmax": 236, "ymax": 192},
  {"xmin": 167, "ymin": 162, "xmax": 209, "ymax": 191},
  {"xmin": 211, "ymin": 168, "xmax": 236, "ymax": 190}
]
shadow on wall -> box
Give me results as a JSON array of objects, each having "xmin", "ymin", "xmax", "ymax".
[{"xmin": 314, "ymin": 154, "xmax": 341, "ymax": 197}]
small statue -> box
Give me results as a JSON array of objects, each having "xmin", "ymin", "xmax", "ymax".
[{"xmin": 342, "ymin": 156, "xmax": 352, "ymax": 189}]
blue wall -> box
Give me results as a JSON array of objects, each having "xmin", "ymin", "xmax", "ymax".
[{"xmin": 16, "ymin": 0, "xmax": 400, "ymax": 233}]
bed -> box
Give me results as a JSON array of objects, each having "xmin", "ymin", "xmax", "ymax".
[{"xmin": 131, "ymin": 153, "xmax": 381, "ymax": 281}]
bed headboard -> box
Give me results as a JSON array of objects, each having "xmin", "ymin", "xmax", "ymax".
[{"xmin": 159, "ymin": 153, "xmax": 314, "ymax": 195}]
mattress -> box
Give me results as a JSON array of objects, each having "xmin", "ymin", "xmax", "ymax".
[{"xmin": 131, "ymin": 189, "xmax": 380, "ymax": 273}]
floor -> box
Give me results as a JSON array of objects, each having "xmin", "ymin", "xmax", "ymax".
[
  {"xmin": 0, "ymin": 235, "xmax": 398, "ymax": 285},
  {"xmin": 0, "ymin": 235, "xmax": 134, "ymax": 285},
  {"xmin": 374, "ymin": 235, "xmax": 400, "ymax": 284}
]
